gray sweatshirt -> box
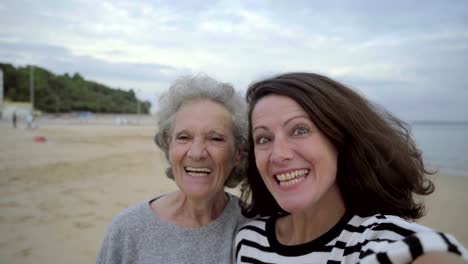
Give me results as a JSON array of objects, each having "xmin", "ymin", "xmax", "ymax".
[{"xmin": 96, "ymin": 193, "xmax": 247, "ymax": 264}]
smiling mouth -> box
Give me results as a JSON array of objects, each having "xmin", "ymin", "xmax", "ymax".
[
  {"xmin": 185, "ymin": 167, "xmax": 212, "ymax": 177},
  {"xmin": 274, "ymin": 169, "xmax": 309, "ymax": 186}
]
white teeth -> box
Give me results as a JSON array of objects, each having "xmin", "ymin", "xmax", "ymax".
[
  {"xmin": 279, "ymin": 176, "xmax": 305, "ymax": 186},
  {"xmin": 275, "ymin": 169, "xmax": 309, "ymax": 181},
  {"xmin": 185, "ymin": 167, "xmax": 212, "ymax": 173},
  {"xmin": 185, "ymin": 167, "xmax": 212, "ymax": 177},
  {"xmin": 188, "ymin": 172, "xmax": 208, "ymax": 177},
  {"xmin": 275, "ymin": 169, "xmax": 309, "ymax": 186}
]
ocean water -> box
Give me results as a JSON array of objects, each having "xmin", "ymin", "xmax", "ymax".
[{"xmin": 409, "ymin": 122, "xmax": 468, "ymax": 176}]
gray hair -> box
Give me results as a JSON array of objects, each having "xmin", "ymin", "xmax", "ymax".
[{"xmin": 154, "ymin": 74, "xmax": 248, "ymax": 188}]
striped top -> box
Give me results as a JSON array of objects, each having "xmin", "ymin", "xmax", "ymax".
[{"xmin": 234, "ymin": 213, "xmax": 468, "ymax": 263}]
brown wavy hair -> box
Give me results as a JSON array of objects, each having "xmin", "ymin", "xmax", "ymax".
[{"xmin": 240, "ymin": 72, "xmax": 434, "ymax": 220}]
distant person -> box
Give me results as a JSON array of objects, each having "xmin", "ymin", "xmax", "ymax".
[
  {"xmin": 97, "ymin": 74, "xmax": 248, "ymax": 263},
  {"xmin": 12, "ymin": 111, "xmax": 17, "ymax": 128},
  {"xmin": 235, "ymin": 72, "xmax": 468, "ymax": 263},
  {"xmin": 26, "ymin": 113, "xmax": 33, "ymax": 129}
]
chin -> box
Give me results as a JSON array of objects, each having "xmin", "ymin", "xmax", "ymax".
[
  {"xmin": 182, "ymin": 186, "xmax": 210, "ymax": 198},
  {"xmin": 277, "ymin": 198, "xmax": 311, "ymax": 214}
]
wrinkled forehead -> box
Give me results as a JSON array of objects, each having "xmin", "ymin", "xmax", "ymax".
[{"xmin": 173, "ymin": 99, "xmax": 234, "ymax": 133}]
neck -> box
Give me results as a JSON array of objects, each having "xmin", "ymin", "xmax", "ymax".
[
  {"xmin": 154, "ymin": 190, "xmax": 228, "ymax": 228},
  {"xmin": 276, "ymin": 185, "xmax": 346, "ymax": 245}
]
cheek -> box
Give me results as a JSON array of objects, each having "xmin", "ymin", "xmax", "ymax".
[
  {"xmin": 254, "ymin": 150, "xmax": 268, "ymax": 175},
  {"xmin": 217, "ymin": 147, "xmax": 237, "ymax": 171},
  {"xmin": 317, "ymin": 149, "xmax": 338, "ymax": 180},
  {"xmin": 322, "ymin": 143, "xmax": 338, "ymax": 169},
  {"xmin": 168, "ymin": 145, "xmax": 182, "ymax": 164}
]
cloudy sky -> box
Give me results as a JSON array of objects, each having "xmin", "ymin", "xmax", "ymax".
[{"xmin": 1, "ymin": 0, "xmax": 467, "ymax": 120}]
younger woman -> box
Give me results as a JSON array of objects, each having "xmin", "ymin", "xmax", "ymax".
[{"xmin": 235, "ymin": 72, "xmax": 467, "ymax": 263}]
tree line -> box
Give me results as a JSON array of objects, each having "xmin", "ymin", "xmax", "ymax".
[{"xmin": 0, "ymin": 63, "xmax": 151, "ymax": 114}]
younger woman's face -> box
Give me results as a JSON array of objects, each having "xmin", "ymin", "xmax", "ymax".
[{"xmin": 251, "ymin": 95, "xmax": 342, "ymax": 213}]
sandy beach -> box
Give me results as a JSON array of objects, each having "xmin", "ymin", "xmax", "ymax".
[{"xmin": 1, "ymin": 118, "xmax": 467, "ymax": 264}]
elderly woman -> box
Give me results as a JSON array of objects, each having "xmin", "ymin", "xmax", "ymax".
[
  {"xmin": 234, "ymin": 72, "xmax": 467, "ymax": 263},
  {"xmin": 97, "ymin": 74, "xmax": 248, "ymax": 263}
]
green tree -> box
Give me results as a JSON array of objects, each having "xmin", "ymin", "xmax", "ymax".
[{"xmin": 0, "ymin": 62, "xmax": 151, "ymax": 114}]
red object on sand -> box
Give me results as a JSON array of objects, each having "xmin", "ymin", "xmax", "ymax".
[{"xmin": 34, "ymin": 136, "xmax": 47, "ymax": 142}]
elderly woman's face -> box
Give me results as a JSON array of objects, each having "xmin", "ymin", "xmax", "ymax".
[{"xmin": 169, "ymin": 99, "xmax": 239, "ymax": 199}]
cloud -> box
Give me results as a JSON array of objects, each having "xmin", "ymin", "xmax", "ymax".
[
  {"xmin": 0, "ymin": 0, "xmax": 467, "ymax": 120},
  {"xmin": 0, "ymin": 41, "xmax": 190, "ymax": 91}
]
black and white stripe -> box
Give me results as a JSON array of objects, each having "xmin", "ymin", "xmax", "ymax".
[{"xmin": 234, "ymin": 214, "xmax": 468, "ymax": 263}]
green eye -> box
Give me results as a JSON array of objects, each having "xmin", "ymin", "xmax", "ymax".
[
  {"xmin": 256, "ymin": 137, "xmax": 270, "ymax": 145},
  {"xmin": 293, "ymin": 127, "xmax": 309, "ymax": 136}
]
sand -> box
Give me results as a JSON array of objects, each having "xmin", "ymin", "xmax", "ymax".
[{"xmin": 0, "ymin": 119, "xmax": 467, "ymax": 263}]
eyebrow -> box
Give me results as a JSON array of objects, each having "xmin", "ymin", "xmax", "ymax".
[
  {"xmin": 284, "ymin": 115, "xmax": 309, "ymax": 126},
  {"xmin": 174, "ymin": 129, "xmax": 227, "ymax": 136},
  {"xmin": 252, "ymin": 115, "xmax": 310, "ymax": 133},
  {"xmin": 174, "ymin": 130, "xmax": 189, "ymax": 136},
  {"xmin": 207, "ymin": 131, "xmax": 226, "ymax": 137},
  {"xmin": 252, "ymin": 125, "xmax": 268, "ymax": 133}
]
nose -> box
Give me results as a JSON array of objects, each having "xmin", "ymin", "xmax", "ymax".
[
  {"xmin": 187, "ymin": 139, "xmax": 208, "ymax": 160},
  {"xmin": 269, "ymin": 136, "xmax": 293, "ymax": 165}
]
